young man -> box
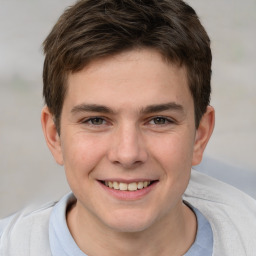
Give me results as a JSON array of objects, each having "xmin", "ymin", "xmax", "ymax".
[{"xmin": 1, "ymin": 0, "xmax": 255, "ymax": 255}]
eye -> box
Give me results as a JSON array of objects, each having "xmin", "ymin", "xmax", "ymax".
[
  {"xmin": 84, "ymin": 117, "xmax": 106, "ymax": 125},
  {"xmin": 149, "ymin": 117, "xmax": 173, "ymax": 125}
]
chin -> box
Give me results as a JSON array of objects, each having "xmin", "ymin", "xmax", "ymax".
[{"xmin": 104, "ymin": 210, "xmax": 156, "ymax": 233}]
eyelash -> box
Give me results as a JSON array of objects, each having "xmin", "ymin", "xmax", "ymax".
[
  {"xmin": 147, "ymin": 116, "xmax": 174, "ymax": 126},
  {"xmin": 81, "ymin": 116, "xmax": 174, "ymax": 126},
  {"xmin": 81, "ymin": 117, "xmax": 108, "ymax": 126}
]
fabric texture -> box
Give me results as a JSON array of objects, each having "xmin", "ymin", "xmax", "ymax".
[
  {"xmin": 49, "ymin": 194, "xmax": 85, "ymax": 256},
  {"xmin": 183, "ymin": 170, "xmax": 256, "ymax": 256},
  {"xmin": 184, "ymin": 203, "xmax": 213, "ymax": 256},
  {"xmin": 0, "ymin": 170, "xmax": 255, "ymax": 256},
  {"xmin": 0, "ymin": 202, "xmax": 54, "ymax": 256}
]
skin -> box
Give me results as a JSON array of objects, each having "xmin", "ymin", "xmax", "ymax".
[{"xmin": 42, "ymin": 48, "xmax": 214, "ymax": 256}]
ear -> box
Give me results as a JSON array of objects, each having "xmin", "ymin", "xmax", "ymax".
[
  {"xmin": 41, "ymin": 106, "xmax": 64, "ymax": 165},
  {"xmin": 192, "ymin": 106, "xmax": 215, "ymax": 165}
]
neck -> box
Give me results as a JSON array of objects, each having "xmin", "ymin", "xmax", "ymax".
[{"xmin": 67, "ymin": 201, "xmax": 197, "ymax": 256}]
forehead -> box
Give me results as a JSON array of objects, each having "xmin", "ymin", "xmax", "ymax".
[{"xmin": 64, "ymin": 48, "xmax": 192, "ymax": 111}]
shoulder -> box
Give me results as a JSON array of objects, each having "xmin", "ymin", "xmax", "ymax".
[
  {"xmin": 185, "ymin": 169, "xmax": 256, "ymax": 209},
  {"xmin": 184, "ymin": 169, "xmax": 256, "ymax": 256},
  {"xmin": 0, "ymin": 201, "xmax": 56, "ymax": 256},
  {"xmin": 0, "ymin": 214, "xmax": 16, "ymax": 238}
]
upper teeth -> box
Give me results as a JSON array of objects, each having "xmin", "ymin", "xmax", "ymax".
[{"xmin": 104, "ymin": 181, "xmax": 151, "ymax": 191}]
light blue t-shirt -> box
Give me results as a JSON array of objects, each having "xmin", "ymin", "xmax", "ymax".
[{"xmin": 49, "ymin": 193, "xmax": 213, "ymax": 256}]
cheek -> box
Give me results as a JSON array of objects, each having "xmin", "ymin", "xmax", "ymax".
[
  {"xmin": 147, "ymin": 131, "xmax": 195, "ymax": 196},
  {"xmin": 61, "ymin": 133, "xmax": 108, "ymax": 179},
  {"xmin": 148, "ymin": 131, "xmax": 195, "ymax": 169}
]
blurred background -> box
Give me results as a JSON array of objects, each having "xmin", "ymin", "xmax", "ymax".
[{"xmin": 0, "ymin": 0, "xmax": 255, "ymax": 218}]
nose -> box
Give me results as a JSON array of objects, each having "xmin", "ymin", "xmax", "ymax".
[{"xmin": 107, "ymin": 124, "xmax": 148, "ymax": 169}]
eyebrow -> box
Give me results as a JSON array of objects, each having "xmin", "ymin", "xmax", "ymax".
[
  {"xmin": 140, "ymin": 102, "xmax": 184, "ymax": 115},
  {"xmin": 71, "ymin": 104, "xmax": 115, "ymax": 114},
  {"xmin": 71, "ymin": 102, "xmax": 184, "ymax": 115}
]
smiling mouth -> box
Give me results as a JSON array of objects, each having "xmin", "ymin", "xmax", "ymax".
[{"xmin": 100, "ymin": 180, "xmax": 157, "ymax": 191}]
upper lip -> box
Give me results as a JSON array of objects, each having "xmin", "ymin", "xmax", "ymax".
[{"xmin": 98, "ymin": 178, "xmax": 158, "ymax": 183}]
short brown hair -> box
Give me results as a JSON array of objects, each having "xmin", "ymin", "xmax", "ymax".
[{"xmin": 43, "ymin": 0, "xmax": 212, "ymax": 133}]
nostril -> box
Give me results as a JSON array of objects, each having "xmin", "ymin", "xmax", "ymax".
[{"xmin": 112, "ymin": 159, "xmax": 144, "ymax": 169}]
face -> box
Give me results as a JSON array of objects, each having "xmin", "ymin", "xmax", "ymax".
[{"xmin": 42, "ymin": 48, "xmax": 213, "ymax": 233}]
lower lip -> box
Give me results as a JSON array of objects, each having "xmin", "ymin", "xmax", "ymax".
[{"xmin": 98, "ymin": 181, "xmax": 158, "ymax": 201}]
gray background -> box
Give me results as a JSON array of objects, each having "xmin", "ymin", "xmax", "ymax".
[{"xmin": 0, "ymin": 0, "xmax": 256, "ymax": 218}]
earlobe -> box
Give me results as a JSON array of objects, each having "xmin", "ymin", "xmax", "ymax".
[
  {"xmin": 192, "ymin": 106, "xmax": 215, "ymax": 165},
  {"xmin": 41, "ymin": 106, "xmax": 64, "ymax": 165}
]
